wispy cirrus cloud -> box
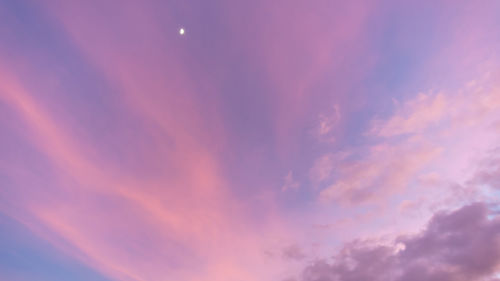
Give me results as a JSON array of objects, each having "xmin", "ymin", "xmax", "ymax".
[
  {"xmin": 2, "ymin": 0, "xmax": 500, "ymax": 280},
  {"xmin": 315, "ymin": 140, "xmax": 441, "ymax": 205},
  {"xmin": 369, "ymin": 93, "xmax": 447, "ymax": 138}
]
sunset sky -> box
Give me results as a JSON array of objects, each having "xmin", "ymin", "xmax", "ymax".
[{"xmin": 1, "ymin": 1, "xmax": 500, "ymax": 281}]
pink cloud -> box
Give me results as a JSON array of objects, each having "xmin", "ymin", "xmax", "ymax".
[
  {"xmin": 318, "ymin": 140, "xmax": 441, "ymax": 205},
  {"xmin": 0, "ymin": 41, "xmax": 290, "ymax": 281},
  {"xmin": 369, "ymin": 93, "xmax": 447, "ymax": 137},
  {"xmin": 2, "ymin": 1, "xmax": 500, "ymax": 280},
  {"xmin": 309, "ymin": 153, "xmax": 337, "ymax": 185},
  {"xmin": 314, "ymin": 104, "xmax": 341, "ymax": 143},
  {"xmin": 282, "ymin": 171, "xmax": 300, "ymax": 192},
  {"xmin": 313, "ymin": 70, "xmax": 500, "ymax": 205}
]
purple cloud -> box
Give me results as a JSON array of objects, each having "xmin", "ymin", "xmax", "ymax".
[
  {"xmin": 473, "ymin": 147, "xmax": 500, "ymax": 190},
  {"xmin": 296, "ymin": 203, "xmax": 500, "ymax": 281},
  {"xmin": 283, "ymin": 244, "xmax": 307, "ymax": 261}
]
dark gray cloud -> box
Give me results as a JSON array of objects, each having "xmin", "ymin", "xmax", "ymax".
[{"xmin": 295, "ymin": 203, "xmax": 500, "ymax": 281}]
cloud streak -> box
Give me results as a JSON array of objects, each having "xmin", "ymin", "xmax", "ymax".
[{"xmin": 1, "ymin": 1, "xmax": 500, "ymax": 280}]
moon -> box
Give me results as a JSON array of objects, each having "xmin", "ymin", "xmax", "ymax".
[{"xmin": 179, "ymin": 28, "xmax": 185, "ymax": 35}]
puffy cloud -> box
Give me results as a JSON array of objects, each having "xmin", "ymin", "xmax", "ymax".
[{"xmin": 296, "ymin": 203, "xmax": 500, "ymax": 281}]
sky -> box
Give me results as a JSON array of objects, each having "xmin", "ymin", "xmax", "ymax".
[{"xmin": 1, "ymin": 1, "xmax": 500, "ymax": 281}]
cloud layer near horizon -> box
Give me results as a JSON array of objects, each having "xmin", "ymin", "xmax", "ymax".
[{"xmin": 297, "ymin": 203, "xmax": 500, "ymax": 281}]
